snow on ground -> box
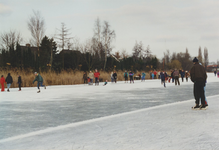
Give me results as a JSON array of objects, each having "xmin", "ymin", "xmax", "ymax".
[{"xmin": 0, "ymin": 73, "xmax": 219, "ymax": 150}]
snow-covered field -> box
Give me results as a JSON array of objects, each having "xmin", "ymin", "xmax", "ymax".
[{"xmin": 0, "ymin": 73, "xmax": 219, "ymax": 150}]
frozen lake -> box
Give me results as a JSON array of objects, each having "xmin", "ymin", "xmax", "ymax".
[{"xmin": 0, "ymin": 73, "xmax": 219, "ymax": 150}]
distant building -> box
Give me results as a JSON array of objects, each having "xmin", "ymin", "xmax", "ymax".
[
  {"xmin": 20, "ymin": 44, "xmax": 38, "ymax": 60},
  {"xmin": 207, "ymin": 65, "xmax": 219, "ymax": 72}
]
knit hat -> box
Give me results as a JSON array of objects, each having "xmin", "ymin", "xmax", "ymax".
[{"xmin": 193, "ymin": 57, "xmax": 198, "ymax": 62}]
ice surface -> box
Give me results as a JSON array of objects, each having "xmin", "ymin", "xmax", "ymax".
[{"xmin": 0, "ymin": 73, "xmax": 219, "ymax": 150}]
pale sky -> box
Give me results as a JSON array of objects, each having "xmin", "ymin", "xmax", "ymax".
[{"xmin": 0, "ymin": 0, "xmax": 219, "ymax": 62}]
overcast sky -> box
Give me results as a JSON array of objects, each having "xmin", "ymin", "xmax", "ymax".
[{"xmin": 0, "ymin": 0, "xmax": 219, "ymax": 62}]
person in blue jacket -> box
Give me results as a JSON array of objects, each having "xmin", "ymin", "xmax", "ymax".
[
  {"xmin": 181, "ymin": 70, "xmax": 185, "ymax": 82},
  {"xmin": 141, "ymin": 72, "xmax": 146, "ymax": 81}
]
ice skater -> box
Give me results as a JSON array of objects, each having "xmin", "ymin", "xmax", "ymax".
[
  {"xmin": 190, "ymin": 57, "xmax": 207, "ymax": 109},
  {"xmin": 141, "ymin": 72, "xmax": 146, "ymax": 81},
  {"xmin": 18, "ymin": 75, "xmax": 22, "ymax": 91},
  {"xmin": 113, "ymin": 71, "xmax": 117, "ymax": 83},
  {"xmin": 160, "ymin": 71, "xmax": 166, "ymax": 87},
  {"xmin": 185, "ymin": 71, "xmax": 189, "ymax": 82},
  {"xmin": 110, "ymin": 72, "xmax": 114, "ymax": 83},
  {"xmin": 33, "ymin": 72, "xmax": 46, "ymax": 93},
  {"xmin": 124, "ymin": 70, "xmax": 128, "ymax": 83},
  {"xmin": 129, "ymin": 71, "xmax": 134, "ymax": 83},
  {"xmin": 0, "ymin": 75, "xmax": 6, "ymax": 92},
  {"xmin": 5, "ymin": 73, "xmax": 13, "ymax": 92},
  {"xmin": 103, "ymin": 80, "xmax": 108, "ymax": 86},
  {"xmin": 94, "ymin": 69, "xmax": 100, "ymax": 86},
  {"xmin": 174, "ymin": 69, "xmax": 180, "ymax": 85},
  {"xmin": 88, "ymin": 71, "xmax": 94, "ymax": 85},
  {"xmin": 83, "ymin": 72, "xmax": 87, "ymax": 84}
]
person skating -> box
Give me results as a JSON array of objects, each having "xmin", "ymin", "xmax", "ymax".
[
  {"xmin": 103, "ymin": 80, "xmax": 108, "ymax": 86},
  {"xmin": 214, "ymin": 70, "xmax": 217, "ymax": 76},
  {"xmin": 0, "ymin": 75, "xmax": 6, "ymax": 92},
  {"xmin": 141, "ymin": 72, "xmax": 146, "ymax": 81},
  {"xmin": 5, "ymin": 73, "xmax": 13, "ymax": 92},
  {"xmin": 110, "ymin": 72, "xmax": 114, "ymax": 83},
  {"xmin": 171, "ymin": 70, "xmax": 174, "ymax": 83},
  {"xmin": 173, "ymin": 69, "xmax": 180, "ymax": 85},
  {"xmin": 18, "ymin": 75, "xmax": 22, "ymax": 91},
  {"xmin": 33, "ymin": 72, "xmax": 46, "ymax": 93},
  {"xmin": 190, "ymin": 57, "xmax": 207, "ymax": 109},
  {"xmin": 185, "ymin": 71, "xmax": 189, "ymax": 82},
  {"xmin": 124, "ymin": 70, "xmax": 128, "ymax": 83},
  {"xmin": 94, "ymin": 69, "xmax": 100, "ymax": 86},
  {"xmin": 160, "ymin": 71, "xmax": 166, "ymax": 87},
  {"xmin": 153, "ymin": 70, "xmax": 157, "ymax": 79},
  {"xmin": 181, "ymin": 70, "xmax": 185, "ymax": 82},
  {"xmin": 129, "ymin": 71, "xmax": 134, "ymax": 83},
  {"xmin": 88, "ymin": 71, "xmax": 94, "ymax": 85},
  {"xmin": 113, "ymin": 71, "xmax": 117, "ymax": 83},
  {"xmin": 83, "ymin": 72, "xmax": 87, "ymax": 84}
]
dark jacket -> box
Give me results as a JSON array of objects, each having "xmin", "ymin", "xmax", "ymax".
[
  {"xmin": 113, "ymin": 73, "xmax": 117, "ymax": 79},
  {"xmin": 83, "ymin": 73, "xmax": 87, "ymax": 80},
  {"xmin": 33, "ymin": 74, "xmax": 43, "ymax": 83},
  {"xmin": 5, "ymin": 73, "xmax": 13, "ymax": 84},
  {"xmin": 190, "ymin": 63, "xmax": 207, "ymax": 82},
  {"xmin": 160, "ymin": 72, "xmax": 165, "ymax": 81},
  {"xmin": 18, "ymin": 76, "xmax": 22, "ymax": 84},
  {"xmin": 181, "ymin": 71, "xmax": 185, "ymax": 78}
]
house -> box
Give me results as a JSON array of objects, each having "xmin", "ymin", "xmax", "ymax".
[{"xmin": 207, "ymin": 65, "xmax": 219, "ymax": 72}]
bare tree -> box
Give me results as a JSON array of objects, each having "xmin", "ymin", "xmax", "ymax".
[
  {"xmin": 27, "ymin": 10, "xmax": 45, "ymax": 57},
  {"xmin": 204, "ymin": 47, "xmax": 209, "ymax": 70},
  {"xmin": 0, "ymin": 30, "xmax": 23, "ymax": 50},
  {"xmin": 197, "ymin": 46, "xmax": 203, "ymax": 64},
  {"xmin": 121, "ymin": 49, "xmax": 128, "ymax": 59},
  {"xmin": 93, "ymin": 18, "xmax": 102, "ymax": 57},
  {"xmin": 55, "ymin": 23, "xmax": 73, "ymax": 50},
  {"xmin": 102, "ymin": 21, "xmax": 116, "ymax": 71},
  {"xmin": 80, "ymin": 38, "xmax": 99, "ymax": 71}
]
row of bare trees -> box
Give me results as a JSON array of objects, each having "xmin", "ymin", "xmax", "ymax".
[
  {"xmin": 162, "ymin": 47, "xmax": 209, "ymax": 71},
  {"xmin": 0, "ymin": 10, "xmax": 211, "ymax": 72}
]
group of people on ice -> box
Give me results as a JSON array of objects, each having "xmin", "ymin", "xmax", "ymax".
[
  {"xmin": 83, "ymin": 69, "xmax": 101, "ymax": 86},
  {"xmin": 0, "ymin": 73, "xmax": 20, "ymax": 92},
  {"xmin": 0, "ymin": 72, "xmax": 46, "ymax": 93}
]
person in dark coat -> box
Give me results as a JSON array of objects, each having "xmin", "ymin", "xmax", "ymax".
[
  {"xmin": 113, "ymin": 71, "xmax": 117, "ymax": 83},
  {"xmin": 18, "ymin": 75, "xmax": 22, "ymax": 91},
  {"xmin": 5, "ymin": 73, "xmax": 13, "ymax": 92},
  {"xmin": 129, "ymin": 71, "xmax": 134, "ymax": 83},
  {"xmin": 190, "ymin": 57, "xmax": 207, "ymax": 109},
  {"xmin": 83, "ymin": 72, "xmax": 87, "ymax": 84},
  {"xmin": 160, "ymin": 71, "xmax": 166, "ymax": 87},
  {"xmin": 171, "ymin": 70, "xmax": 174, "ymax": 83},
  {"xmin": 181, "ymin": 70, "xmax": 185, "ymax": 82}
]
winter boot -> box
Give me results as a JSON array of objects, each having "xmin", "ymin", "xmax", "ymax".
[
  {"xmin": 200, "ymin": 105, "xmax": 207, "ymax": 110},
  {"xmin": 192, "ymin": 104, "xmax": 200, "ymax": 109}
]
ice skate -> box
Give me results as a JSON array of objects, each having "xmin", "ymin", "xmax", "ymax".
[
  {"xmin": 191, "ymin": 104, "xmax": 200, "ymax": 110},
  {"xmin": 37, "ymin": 90, "xmax": 40, "ymax": 93},
  {"xmin": 200, "ymin": 105, "xmax": 207, "ymax": 110}
]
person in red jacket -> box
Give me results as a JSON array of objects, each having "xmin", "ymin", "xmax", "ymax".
[
  {"xmin": 0, "ymin": 75, "xmax": 6, "ymax": 92},
  {"xmin": 153, "ymin": 70, "xmax": 157, "ymax": 79},
  {"xmin": 94, "ymin": 69, "xmax": 100, "ymax": 86}
]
